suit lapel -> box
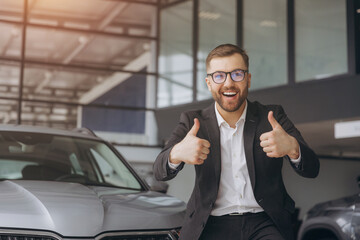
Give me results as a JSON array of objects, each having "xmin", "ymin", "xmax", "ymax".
[
  {"xmin": 244, "ymin": 101, "xmax": 258, "ymax": 190},
  {"xmin": 202, "ymin": 103, "xmax": 221, "ymax": 185}
]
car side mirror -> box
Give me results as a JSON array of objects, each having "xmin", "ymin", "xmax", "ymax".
[{"xmin": 144, "ymin": 177, "xmax": 169, "ymax": 193}]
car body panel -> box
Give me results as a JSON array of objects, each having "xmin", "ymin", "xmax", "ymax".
[
  {"xmin": 0, "ymin": 125, "xmax": 186, "ymax": 238},
  {"xmin": 0, "ymin": 125, "xmax": 100, "ymax": 140},
  {"xmin": 298, "ymin": 193, "xmax": 360, "ymax": 240},
  {"xmin": 0, "ymin": 180, "xmax": 185, "ymax": 237}
]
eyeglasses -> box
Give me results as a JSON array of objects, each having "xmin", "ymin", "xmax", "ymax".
[{"xmin": 207, "ymin": 69, "xmax": 248, "ymax": 84}]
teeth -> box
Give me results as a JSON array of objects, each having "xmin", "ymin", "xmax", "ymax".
[{"xmin": 223, "ymin": 92, "xmax": 236, "ymax": 96}]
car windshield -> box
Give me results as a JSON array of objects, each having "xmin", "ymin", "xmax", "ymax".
[{"xmin": 0, "ymin": 131, "xmax": 142, "ymax": 190}]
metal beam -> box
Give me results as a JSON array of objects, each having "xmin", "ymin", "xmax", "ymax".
[
  {"xmin": 0, "ymin": 56, "xmax": 157, "ymax": 76},
  {"xmin": 0, "ymin": 19, "xmax": 156, "ymax": 41},
  {"xmin": 17, "ymin": 0, "xmax": 28, "ymax": 124},
  {"xmin": 1, "ymin": 96, "xmax": 156, "ymax": 112},
  {"xmin": 110, "ymin": 21, "xmax": 151, "ymax": 30},
  {"xmin": 236, "ymin": 0, "xmax": 243, "ymax": 48},
  {"xmin": 107, "ymin": 0, "xmax": 157, "ymax": 6},
  {"xmin": 160, "ymin": 0, "xmax": 188, "ymax": 9},
  {"xmin": 287, "ymin": 0, "xmax": 295, "ymax": 85},
  {"xmin": 192, "ymin": 0, "xmax": 199, "ymax": 101},
  {"xmin": 154, "ymin": 0, "xmax": 161, "ymax": 108},
  {"xmin": 317, "ymin": 154, "xmax": 360, "ymax": 161}
]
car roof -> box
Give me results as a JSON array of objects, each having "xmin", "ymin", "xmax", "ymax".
[{"xmin": 0, "ymin": 124, "xmax": 102, "ymax": 141}]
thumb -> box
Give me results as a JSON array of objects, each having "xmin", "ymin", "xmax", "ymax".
[
  {"xmin": 188, "ymin": 118, "xmax": 200, "ymax": 136},
  {"xmin": 268, "ymin": 111, "xmax": 280, "ymax": 129}
]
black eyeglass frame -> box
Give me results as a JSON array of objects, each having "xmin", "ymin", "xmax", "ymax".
[{"xmin": 207, "ymin": 69, "xmax": 249, "ymax": 84}]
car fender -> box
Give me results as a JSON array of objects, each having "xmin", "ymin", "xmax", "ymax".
[{"xmin": 297, "ymin": 217, "xmax": 349, "ymax": 240}]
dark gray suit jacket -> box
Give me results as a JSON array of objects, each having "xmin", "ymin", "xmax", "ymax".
[{"xmin": 153, "ymin": 100, "xmax": 319, "ymax": 240}]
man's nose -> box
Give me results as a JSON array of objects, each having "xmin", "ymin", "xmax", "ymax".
[{"xmin": 223, "ymin": 73, "xmax": 234, "ymax": 86}]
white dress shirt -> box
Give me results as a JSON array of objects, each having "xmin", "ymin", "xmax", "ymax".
[{"xmin": 211, "ymin": 102, "xmax": 263, "ymax": 216}]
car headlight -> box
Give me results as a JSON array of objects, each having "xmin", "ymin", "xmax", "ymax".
[{"xmin": 170, "ymin": 228, "xmax": 181, "ymax": 239}]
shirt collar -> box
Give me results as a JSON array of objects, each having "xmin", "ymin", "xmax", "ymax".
[{"xmin": 215, "ymin": 100, "xmax": 248, "ymax": 127}]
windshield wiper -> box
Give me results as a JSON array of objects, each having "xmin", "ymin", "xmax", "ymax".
[{"xmin": 84, "ymin": 181, "xmax": 142, "ymax": 191}]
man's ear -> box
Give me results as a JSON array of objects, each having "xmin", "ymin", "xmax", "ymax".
[
  {"xmin": 247, "ymin": 73, "xmax": 251, "ymax": 89},
  {"xmin": 205, "ymin": 77, "xmax": 211, "ymax": 91}
]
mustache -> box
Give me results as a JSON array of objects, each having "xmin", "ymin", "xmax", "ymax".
[{"xmin": 220, "ymin": 87, "xmax": 239, "ymax": 92}]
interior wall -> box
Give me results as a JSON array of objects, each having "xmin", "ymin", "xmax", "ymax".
[
  {"xmin": 283, "ymin": 158, "xmax": 360, "ymax": 218},
  {"xmin": 164, "ymin": 158, "xmax": 360, "ymax": 219}
]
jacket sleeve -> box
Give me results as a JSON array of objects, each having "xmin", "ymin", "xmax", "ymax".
[
  {"xmin": 275, "ymin": 106, "xmax": 320, "ymax": 178},
  {"xmin": 153, "ymin": 112, "xmax": 192, "ymax": 181}
]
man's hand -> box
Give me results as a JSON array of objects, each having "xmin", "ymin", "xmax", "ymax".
[
  {"xmin": 170, "ymin": 118, "xmax": 211, "ymax": 165},
  {"xmin": 260, "ymin": 111, "xmax": 300, "ymax": 159}
]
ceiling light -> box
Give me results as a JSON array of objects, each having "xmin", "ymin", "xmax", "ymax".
[
  {"xmin": 96, "ymin": 77, "xmax": 104, "ymax": 83},
  {"xmin": 143, "ymin": 43, "xmax": 150, "ymax": 51},
  {"xmin": 78, "ymin": 36, "xmax": 89, "ymax": 45},
  {"xmin": 10, "ymin": 28, "xmax": 19, "ymax": 37},
  {"xmin": 259, "ymin": 20, "xmax": 277, "ymax": 28},
  {"xmin": 335, "ymin": 120, "xmax": 360, "ymax": 139},
  {"xmin": 199, "ymin": 11, "xmax": 221, "ymax": 20}
]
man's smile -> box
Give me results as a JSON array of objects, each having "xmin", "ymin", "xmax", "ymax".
[
  {"xmin": 221, "ymin": 90, "xmax": 239, "ymax": 100},
  {"xmin": 222, "ymin": 91, "xmax": 237, "ymax": 97}
]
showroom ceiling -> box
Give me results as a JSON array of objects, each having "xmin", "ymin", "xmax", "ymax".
[{"xmin": 0, "ymin": 0, "xmax": 160, "ymax": 127}]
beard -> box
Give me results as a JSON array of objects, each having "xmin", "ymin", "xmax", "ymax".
[{"xmin": 211, "ymin": 85, "xmax": 248, "ymax": 113}]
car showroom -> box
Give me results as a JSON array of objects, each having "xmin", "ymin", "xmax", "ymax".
[{"xmin": 0, "ymin": 0, "xmax": 359, "ymax": 240}]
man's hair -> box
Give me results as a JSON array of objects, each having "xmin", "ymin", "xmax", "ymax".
[{"xmin": 206, "ymin": 44, "xmax": 249, "ymax": 70}]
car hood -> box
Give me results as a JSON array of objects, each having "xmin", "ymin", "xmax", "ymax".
[
  {"xmin": 0, "ymin": 180, "xmax": 186, "ymax": 237},
  {"xmin": 306, "ymin": 193, "xmax": 359, "ymax": 219}
]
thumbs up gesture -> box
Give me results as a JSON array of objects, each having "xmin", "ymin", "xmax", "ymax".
[
  {"xmin": 260, "ymin": 111, "xmax": 300, "ymax": 159},
  {"xmin": 170, "ymin": 118, "xmax": 211, "ymax": 165}
]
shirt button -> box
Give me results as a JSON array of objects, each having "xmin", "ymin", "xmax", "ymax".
[{"xmin": 239, "ymin": 194, "xmax": 242, "ymax": 198}]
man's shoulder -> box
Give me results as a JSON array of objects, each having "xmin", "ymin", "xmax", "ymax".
[
  {"xmin": 249, "ymin": 100, "xmax": 284, "ymax": 113},
  {"xmin": 181, "ymin": 103, "xmax": 215, "ymax": 119}
]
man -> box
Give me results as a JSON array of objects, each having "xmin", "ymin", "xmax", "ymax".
[{"xmin": 153, "ymin": 44, "xmax": 319, "ymax": 240}]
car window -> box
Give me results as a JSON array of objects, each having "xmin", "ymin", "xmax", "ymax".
[
  {"xmin": 90, "ymin": 148, "xmax": 140, "ymax": 188},
  {"xmin": 0, "ymin": 131, "xmax": 142, "ymax": 190},
  {"xmin": 0, "ymin": 160, "xmax": 37, "ymax": 180}
]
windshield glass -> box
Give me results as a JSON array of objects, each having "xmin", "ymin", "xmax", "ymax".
[{"xmin": 0, "ymin": 131, "xmax": 142, "ymax": 190}]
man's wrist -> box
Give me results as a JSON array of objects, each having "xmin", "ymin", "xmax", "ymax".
[
  {"xmin": 169, "ymin": 157, "xmax": 182, "ymax": 165},
  {"xmin": 168, "ymin": 158, "xmax": 181, "ymax": 170},
  {"xmin": 288, "ymin": 136, "xmax": 300, "ymax": 159},
  {"xmin": 169, "ymin": 145, "xmax": 182, "ymax": 165},
  {"xmin": 288, "ymin": 150, "xmax": 299, "ymax": 159},
  {"xmin": 168, "ymin": 145, "xmax": 182, "ymax": 170}
]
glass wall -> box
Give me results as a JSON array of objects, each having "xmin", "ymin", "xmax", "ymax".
[
  {"xmin": 158, "ymin": 1, "xmax": 193, "ymax": 107},
  {"xmin": 243, "ymin": 0, "xmax": 287, "ymax": 90},
  {"xmin": 0, "ymin": 61, "xmax": 20, "ymax": 99},
  {"xmin": 295, "ymin": 0, "xmax": 348, "ymax": 81},
  {"xmin": 158, "ymin": 0, "xmax": 351, "ymax": 104},
  {"xmin": 197, "ymin": 0, "xmax": 237, "ymax": 100},
  {"xmin": 0, "ymin": 0, "xmax": 158, "ymax": 145},
  {"xmin": 0, "ymin": 99, "xmax": 18, "ymax": 125},
  {"xmin": 0, "ymin": 22, "xmax": 23, "ymax": 60}
]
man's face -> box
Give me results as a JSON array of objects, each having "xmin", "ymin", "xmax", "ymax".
[{"xmin": 206, "ymin": 53, "xmax": 251, "ymax": 113}]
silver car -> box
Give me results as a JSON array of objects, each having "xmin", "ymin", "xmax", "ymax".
[
  {"xmin": 0, "ymin": 125, "xmax": 186, "ymax": 240},
  {"xmin": 297, "ymin": 178, "xmax": 360, "ymax": 240}
]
